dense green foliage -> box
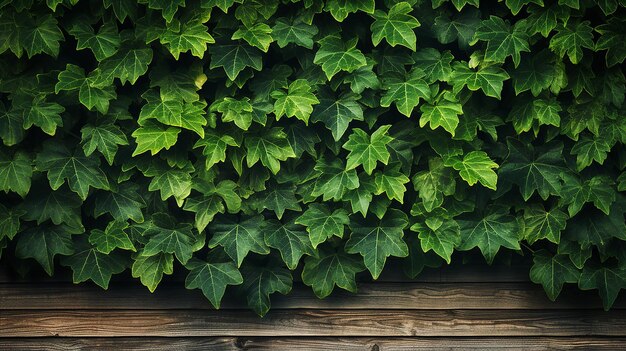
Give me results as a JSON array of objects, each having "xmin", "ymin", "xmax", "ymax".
[{"xmin": 0, "ymin": 0, "xmax": 625, "ymax": 315}]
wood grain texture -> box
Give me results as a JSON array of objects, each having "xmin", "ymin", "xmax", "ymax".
[
  {"xmin": 0, "ymin": 282, "xmax": 621, "ymax": 310},
  {"xmin": 2, "ymin": 309, "xmax": 626, "ymax": 337},
  {"xmin": 1, "ymin": 337, "xmax": 626, "ymax": 351}
]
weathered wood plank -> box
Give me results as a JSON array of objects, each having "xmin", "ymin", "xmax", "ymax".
[
  {"xmin": 0, "ymin": 282, "xmax": 620, "ymax": 310},
  {"xmin": 1, "ymin": 337, "xmax": 625, "ymax": 351},
  {"xmin": 2, "ymin": 310, "xmax": 625, "ymax": 337}
]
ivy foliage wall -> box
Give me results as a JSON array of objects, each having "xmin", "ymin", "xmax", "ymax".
[{"xmin": 0, "ymin": 0, "xmax": 625, "ymax": 316}]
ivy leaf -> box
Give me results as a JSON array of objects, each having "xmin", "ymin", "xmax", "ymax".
[
  {"xmin": 505, "ymin": 0, "xmax": 544, "ymax": 15},
  {"xmin": 324, "ymin": 0, "xmax": 375, "ymax": 22},
  {"xmin": 19, "ymin": 185, "xmax": 83, "ymax": 229},
  {"xmin": 264, "ymin": 218, "xmax": 314, "ymax": 270},
  {"xmin": 184, "ymin": 257, "xmax": 243, "ymax": 309},
  {"xmin": 213, "ymin": 97, "xmax": 253, "ymax": 130},
  {"xmin": 80, "ymin": 123, "xmax": 128, "ymax": 165},
  {"xmin": 244, "ymin": 127, "xmax": 296, "ymax": 174},
  {"xmin": 0, "ymin": 204, "xmax": 24, "ymax": 241},
  {"xmin": 296, "ymin": 203, "xmax": 350, "ymax": 248},
  {"xmin": 147, "ymin": 0, "xmax": 185, "ymax": 23},
  {"xmin": 310, "ymin": 95, "xmax": 364, "ymax": 141},
  {"xmin": 62, "ymin": 242, "xmax": 127, "ymax": 289},
  {"xmin": 89, "ymin": 220, "xmax": 135, "ymax": 254},
  {"xmin": 510, "ymin": 50, "xmax": 558, "ymax": 96},
  {"xmin": 0, "ymin": 151, "xmax": 32, "ymax": 197},
  {"xmin": 184, "ymin": 180, "xmax": 240, "ymax": 233},
  {"xmin": 570, "ymin": 135, "xmax": 611, "ymax": 171},
  {"xmin": 94, "ymin": 46, "xmax": 153, "ymax": 85},
  {"xmin": 457, "ymin": 208, "xmax": 520, "ymax": 264},
  {"xmin": 370, "ymin": 2, "xmax": 420, "ymax": 51},
  {"xmin": 412, "ymin": 48, "xmax": 454, "ymax": 83},
  {"xmin": 35, "ymin": 141, "xmax": 110, "ymax": 200},
  {"xmin": 131, "ymin": 121, "xmax": 181, "ymax": 156},
  {"xmin": 579, "ymin": 266, "xmax": 626, "ymax": 310},
  {"xmin": 68, "ymin": 20, "xmax": 120, "ymax": 61},
  {"xmin": 103, "ymin": 0, "xmax": 138, "ymax": 22},
  {"xmin": 241, "ymin": 265, "xmax": 292, "ymax": 316},
  {"xmin": 530, "ymin": 250, "xmax": 580, "ymax": 301},
  {"xmin": 432, "ymin": 9, "xmax": 480, "ymax": 49},
  {"xmin": 380, "ymin": 68, "xmax": 430, "ymax": 117},
  {"xmin": 132, "ymin": 252, "xmax": 174, "ymax": 292},
  {"xmin": 272, "ymin": 17, "xmax": 318, "ymax": 49},
  {"xmin": 314, "ymin": 35, "xmax": 367, "ymax": 80},
  {"xmin": 143, "ymin": 162, "xmax": 193, "ymax": 207},
  {"xmin": 343, "ymin": 125, "xmax": 393, "ymax": 175},
  {"xmin": 16, "ymin": 225, "xmax": 76, "ymax": 275},
  {"xmin": 449, "ymin": 62, "xmax": 510, "ymax": 99},
  {"xmin": 374, "ymin": 164, "xmax": 409, "ymax": 203},
  {"xmin": 311, "ymin": 156, "xmax": 360, "ymax": 201},
  {"xmin": 209, "ymin": 44, "xmax": 263, "ymax": 80},
  {"xmin": 412, "ymin": 158, "xmax": 456, "ymax": 212},
  {"xmin": 301, "ymin": 247, "xmax": 365, "ymax": 298},
  {"xmin": 559, "ymin": 174, "xmax": 615, "ymax": 216},
  {"xmin": 93, "ymin": 182, "xmax": 146, "ymax": 223},
  {"xmin": 208, "ymin": 215, "xmax": 269, "ymax": 267},
  {"xmin": 549, "ymin": 21, "xmax": 594, "ymax": 64},
  {"xmin": 193, "ymin": 129, "xmax": 238, "ymax": 170},
  {"xmin": 18, "ymin": 96, "xmax": 64, "ymax": 136},
  {"xmin": 411, "ymin": 219, "xmax": 460, "ymax": 264},
  {"xmin": 595, "ymin": 18, "xmax": 626, "ymax": 67},
  {"xmin": 160, "ymin": 21, "xmax": 215, "ymax": 59},
  {"xmin": 419, "ymin": 95, "xmax": 463, "ymax": 136},
  {"xmin": 251, "ymin": 182, "xmax": 301, "ymax": 219},
  {"xmin": 232, "ymin": 23, "xmax": 273, "ymax": 52},
  {"xmin": 271, "ymin": 79, "xmax": 320, "ymax": 124},
  {"xmin": 447, "ymin": 151, "xmax": 498, "ymax": 190},
  {"xmin": 346, "ymin": 209, "xmax": 409, "ymax": 279},
  {"xmin": 139, "ymin": 91, "xmax": 206, "ymax": 137},
  {"xmin": 0, "ymin": 102, "xmax": 25, "ymax": 146},
  {"xmin": 200, "ymin": 0, "xmax": 242, "ymax": 12},
  {"xmin": 472, "ymin": 16, "xmax": 530, "ymax": 67},
  {"xmin": 142, "ymin": 214, "xmax": 199, "ymax": 265},
  {"xmin": 523, "ymin": 204, "xmax": 568, "ymax": 245},
  {"xmin": 55, "ymin": 64, "xmax": 116, "ymax": 114},
  {"xmin": 499, "ymin": 139, "xmax": 566, "ymax": 200},
  {"xmin": 22, "ymin": 15, "xmax": 64, "ymax": 58}
]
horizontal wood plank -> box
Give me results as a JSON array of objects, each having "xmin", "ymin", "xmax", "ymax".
[
  {"xmin": 2, "ymin": 309, "xmax": 625, "ymax": 337},
  {"xmin": 1, "ymin": 337, "xmax": 625, "ymax": 351},
  {"xmin": 0, "ymin": 282, "xmax": 620, "ymax": 310}
]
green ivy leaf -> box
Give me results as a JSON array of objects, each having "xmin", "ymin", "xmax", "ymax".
[
  {"xmin": 549, "ymin": 21, "xmax": 594, "ymax": 64},
  {"xmin": 449, "ymin": 62, "xmax": 510, "ymax": 99},
  {"xmin": 411, "ymin": 219, "xmax": 460, "ymax": 264},
  {"xmin": 579, "ymin": 265, "xmax": 626, "ymax": 310},
  {"xmin": 160, "ymin": 21, "xmax": 215, "ymax": 59},
  {"xmin": 301, "ymin": 247, "xmax": 365, "ymax": 298},
  {"xmin": 271, "ymin": 79, "xmax": 320, "ymax": 124},
  {"xmin": 89, "ymin": 220, "xmax": 135, "ymax": 254},
  {"xmin": 68, "ymin": 20, "xmax": 120, "ymax": 61},
  {"xmin": 264, "ymin": 218, "xmax": 314, "ymax": 270},
  {"xmin": 142, "ymin": 214, "xmax": 200, "ymax": 265},
  {"xmin": 208, "ymin": 215, "xmax": 269, "ymax": 267},
  {"xmin": 132, "ymin": 252, "xmax": 174, "ymax": 292},
  {"xmin": 310, "ymin": 95, "xmax": 364, "ymax": 141},
  {"xmin": 244, "ymin": 127, "xmax": 296, "ymax": 174},
  {"xmin": 419, "ymin": 94, "xmax": 463, "ymax": 136},
  {"xmin": 324, "ymin": 0, "xmax": 375, "ymax": 22},
  {"xmin": 343, "ymin": 125, "xmax": 393, "ymax": 175},
  {"xmin": 16, "ymin": 225, "xmax": 76, "ymax": 275},
  {"xmin": 232, "ymin": 23, "xmax": 273, "ymax": 52},
  {"xmin": 184, "ymin": 257, "xmax": 243, "ymax": 309},
  {"xmin": 131, "ymin": 121, "xmax": 181, "ymax": 156},
  {"xmin": 0, "ymin": 151, "xmax": 32, "ymax": 197},
  {"xmin": 530, "ymin": 250, "xmax": 580, "ymax": 301},
  {"xmin": 93, "ymin": 182, "xmax": 146, "ymax": 223},
  {"xmin": 523, "ymin": 204, "xmax": 568, "ymax": 245},
  {"xmin": 35, "ymin": 142, "xmax": 110, "ymax": 200},
  {"xmin": 241, "ymin": 265, "xmax": 291, "ymax": 316},
  {"xmin": 370, "ymin": 2, "xmax": 420, "ymax": 51},
  {"xmin": 55, "ymin": 64, "xmax": 116, "ymax": 114},
  {"xmin": 209, "ymin": 43, "xmax": 263, "ymax": 80},
  {"xmin": 21, "ymin": 15, "xmax": 64, "ymax": 58},
  {"xmin": 80, "ymin": 123, "xmax": 128, "ymax": 165},
  {"xmin": 346, "ymin": 209, "xmax": 409, "ymax": 279},
  {"xmin": 296, "ymin": 203, "xmax": 350, "ymax": 248},
  {"xmin": 314, "ymin": 35, "xmax": 367, "ymax": 80},
  {"xmin": 457, "ymin": 208, "xmax": 520, "ymax": 264},
  {"xmin": 380, "ymin": 68, "xmax": 430, "ymax": 117},
  {"xmin": 272, "ymin": 17, "xmax": 318, "ymax": 49},
  {"xmin": 472, "ymin": 16, "xmax": 530, "ymax": 67},
  {"xmin": 448, "ymin": 151, "xmax": 499, "ymax": 190}
]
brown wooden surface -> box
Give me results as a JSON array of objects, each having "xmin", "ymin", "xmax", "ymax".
[
  {"xmin": 1, "ymin": 337, "xmax": 625, "ymax": 351},
  {"xmin": 1, "ymin": 262, "xmax": 625, "ymax": 349},
  {"xmin": 1, "ymin": 282, "xmax": 624, "ymax": 310}
]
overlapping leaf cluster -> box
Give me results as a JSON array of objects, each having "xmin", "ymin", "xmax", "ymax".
[{"xmin": 0, "ymin": 0, "xmax": 625, "ymax": 315}]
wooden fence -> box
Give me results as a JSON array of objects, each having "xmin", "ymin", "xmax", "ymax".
[{"xmin": 1, "ymin": 261, "xmax": 625, "ymax": 350}]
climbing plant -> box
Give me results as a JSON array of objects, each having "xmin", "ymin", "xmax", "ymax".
[{"xmin": 0, "ymin": 0, "xmax": 625, "ymax": 316}]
